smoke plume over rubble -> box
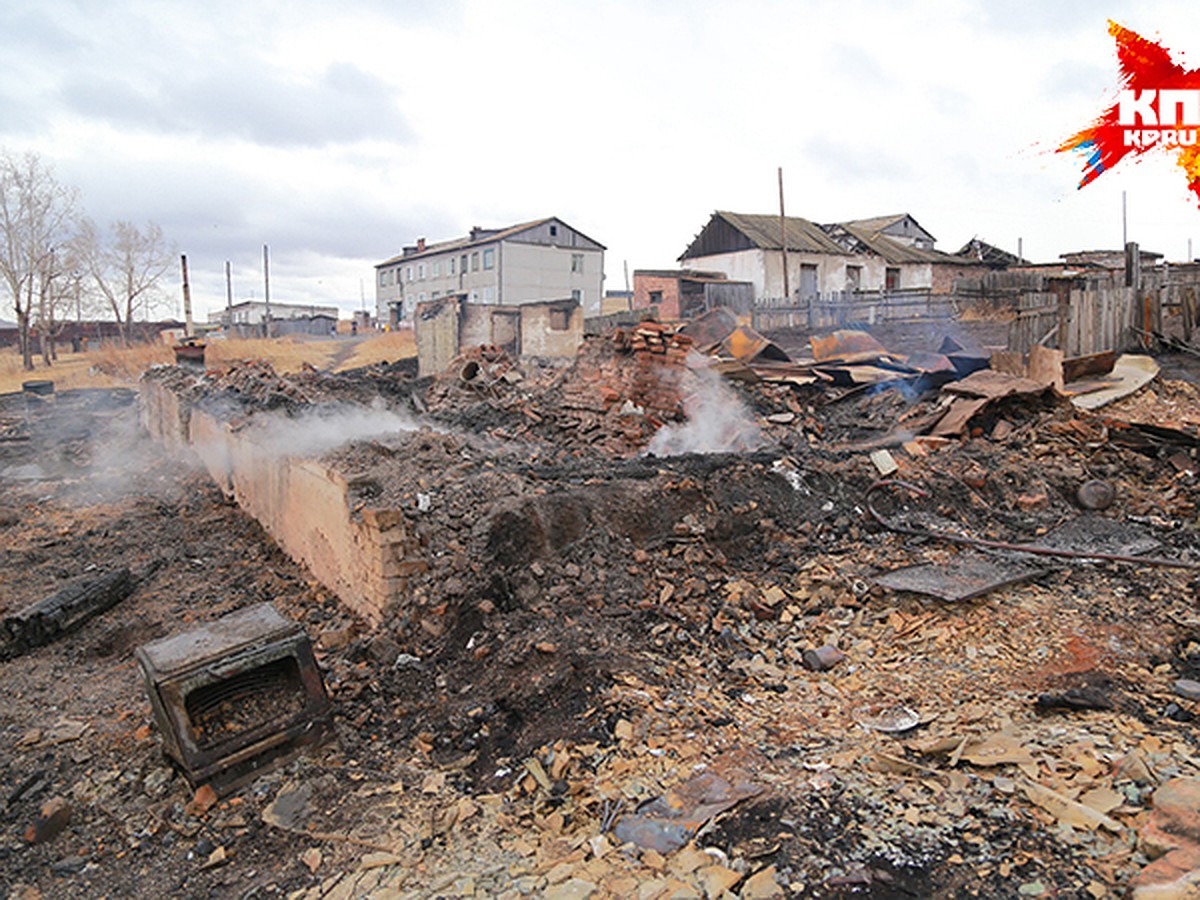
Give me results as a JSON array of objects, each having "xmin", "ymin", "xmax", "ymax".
[{"xmin": 644, "ymin": 362, "xmax": 765, "ymax": 456}]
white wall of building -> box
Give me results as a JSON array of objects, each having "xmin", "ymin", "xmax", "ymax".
[{"xmin": 500, "ymin": 243, "xmax": 603, "ymax": 313}]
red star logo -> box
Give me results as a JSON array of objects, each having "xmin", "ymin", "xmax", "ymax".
[{"xmin": 1059, "ymin": 21, "xmax": 1200, "ymax": 203}]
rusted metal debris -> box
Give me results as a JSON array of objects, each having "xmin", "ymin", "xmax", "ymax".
[
  {"xmin": 874, "ymin": 554, "xmax": 1048, "ymax": 602},
  {"xmin": 679, "ymin": 307, "xmax": 790, "ymax": 364},
  {"xmin": 136, "ymin": 603, "xmax": 333, "ymax": 796},
  {"xmin": 612, "ymin": 771, "xmax": 763, "ymax": 853},
  {"xmin": 867, "ymin": 480, "xmax": 1200, "ymax": 570}
]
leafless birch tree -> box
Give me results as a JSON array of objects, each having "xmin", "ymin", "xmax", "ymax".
[
  {"xmin": 78, "ymin": 218, "xmax": 175, "ymax": 344},
  {"xmin": 0, "ymin": 151, "xmax": 79, "ymax": 370}
]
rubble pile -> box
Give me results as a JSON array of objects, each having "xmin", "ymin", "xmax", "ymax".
[
  {"xmin": 422, "ymin": 325, "xmax": 708, "ymax": 458},
  {"xmin": 6, "ymin": 325, "xmax": 1200, "ymax": 898},
  {"xmin": 141, "ymin": 356, "xmax": 420, "ymax": 420}
]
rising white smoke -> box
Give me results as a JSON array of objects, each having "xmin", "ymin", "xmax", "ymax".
[
  {"xmin": 241, "ymin": 399, "xmax": 426, "ymax": 458},
  {"xmin": 644, "ymin": 362, "xmax": 765, "ymax": 457}
]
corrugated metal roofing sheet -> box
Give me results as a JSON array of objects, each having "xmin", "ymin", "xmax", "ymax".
[
  {"xmin": 835, "ymin": 223, "xmax": 976, "ymax": 266},
  {"xmin": 840, "ymin": 213, "xmax": 911, "ymax": 234}
]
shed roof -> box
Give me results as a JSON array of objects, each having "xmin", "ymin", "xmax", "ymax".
[
  {"xmin": 682, "ymin": 211, "xmax": 849, "ymax": 258},
  {"xmin": 840, "ymin": 213, "xmax": 911, "ymax": 234}
]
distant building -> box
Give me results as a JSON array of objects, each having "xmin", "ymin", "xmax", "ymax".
[
  {"xmin": 678, "ymin": 210, "xmax": 982, "ymax": 299},
  {"xmin": 956, "ymin": 237, "xmax": 1027, "ymax": 269},
  {"xmin": 632, "ymin": 269, "xmax": 753, "ymax": 320},
  {"xmin": 375, "ymin": 217, "xmax": 605, "ymax": 327},
  {"xmin": 1058, "ymin": 249, "xmax": 1164, "ymax": 270},
  {"xmin": 208, "ymin": 301, "xmax": 339, "ymax": 327}
]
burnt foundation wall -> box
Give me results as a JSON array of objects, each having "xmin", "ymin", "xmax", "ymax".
[{"xmin": 139, "ymin": 381, "xmax": 420, "ymax": 624}]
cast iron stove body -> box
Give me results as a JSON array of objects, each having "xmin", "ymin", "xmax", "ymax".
[{"xmin": 136, "ymin": 603, "xmax": 333, "ymax": 794}]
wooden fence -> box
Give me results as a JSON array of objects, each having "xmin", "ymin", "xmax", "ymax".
[
  {"xmin": 587, "ymin": 277, "xmax": 1180, "ymax": 359},
  {"xmin": 752, "ymin": 290, "xmax": 965, "ymax": 332},
  {"xmin": 1004, "ymin": 286, "xmax": 1148, "ymax": 356}
]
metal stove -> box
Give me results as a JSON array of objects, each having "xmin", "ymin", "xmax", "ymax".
[{"xmin": 136, "ymin": 604, "xmax": 333, "ymax": 795}]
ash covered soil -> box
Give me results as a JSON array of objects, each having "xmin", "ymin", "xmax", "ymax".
[{"xmin": 2, "ymin": 335, "xmax": 1200, "ymax": 899}]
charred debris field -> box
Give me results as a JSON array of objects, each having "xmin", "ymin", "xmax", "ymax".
[{"xmin": 3, "ymin": 323, "xmax": 1200, "ymax": 899}]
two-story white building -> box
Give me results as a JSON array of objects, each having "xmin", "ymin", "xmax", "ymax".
[{"xmin": 375, "ymin": 217, "xmax": 605, "ymax": 327}]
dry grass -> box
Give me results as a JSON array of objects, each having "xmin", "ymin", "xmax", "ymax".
[
  {"xmin": 331, "ymin": 330, "xmax": 416, "ymax": 371},
  {"xmin": 204, "ymin": 336, "xmax": 342, "ymax": 372},
  {"xmin": 0, "ymin": 330, "xmax": 418, "ymax": 395},
  {"xmin": 0, "ymin": 343, "xmax": 174, "ymax": 394},
  {"xmin": 958, "ymin": 299, "xmax": 1016, "ymax": 322}
]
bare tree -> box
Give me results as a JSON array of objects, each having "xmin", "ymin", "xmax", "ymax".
[
  {"xmin": 34, "ymin": 244, "xmax": 85, "ymax": 363},
  {"xmin": 0, "ymin": 151, "xmax": 79, "ymax": 370},
  {"xmin": 79, "ymin": 218, "xmax": 175, "ymax": 344}
]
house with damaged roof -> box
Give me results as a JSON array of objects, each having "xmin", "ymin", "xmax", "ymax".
[{"xmin": 677, "ymin": 211, "xmax": 984, "ymax": 301}]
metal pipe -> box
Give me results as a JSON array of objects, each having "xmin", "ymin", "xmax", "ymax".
[{"xmin": 866, "ymin": 479, "xmax": 1200, "ymax": 570}]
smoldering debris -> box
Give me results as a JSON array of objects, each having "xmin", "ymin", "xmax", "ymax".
[
  {"xmin": 644, "ymin": 366, "xmax": 765, "ymax": 457},
  {"xmin": 0, "ymin": 387, "xmax": 193, "ymax": 501}
]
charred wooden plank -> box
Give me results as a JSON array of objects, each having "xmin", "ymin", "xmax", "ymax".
[{"xmin": 1, "ymin": 568, "xmax": 135, "ymax": 659}]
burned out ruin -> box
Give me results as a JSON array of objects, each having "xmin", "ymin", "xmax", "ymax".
[{"xmin": 5, "ymin": 306, "xmax": 1200, "ymax": 899}]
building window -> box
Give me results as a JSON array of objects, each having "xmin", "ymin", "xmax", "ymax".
[
  {"xmin": 469, "ymin": 289, "xmax": 479, "ymax": 302},
  {"xmin": 483, "ymin": 286, "xmax": 494, "ymax": 303},
  {"xmin": 406, "ymin": 266, "xmax": 414, "ymax": 282},
  {"xmin": 549, "ymin": 224, "xmax": 558, "ymax": 237},
  {"xmin": 432, "ymin": 291, "xmax": 440, "ymax": 299},
  {"xmin": 885, "ymin": 267, "xmax": 900, "ymax": 291},
  {"xmin": 460, "ymin": 254, "xmax": 468, "ymax": 274},
  {"xmin": 845, "ymin": 265, "xmax": 861, "ymax": 291},
  {"xmin": 571, "ymin": 253, "xmax": 584, "ymax": 273},
  {"xmin": 482, "ymin": 248, "xmax": 495, "ymax": 270},
  {"xmin": 448, "ymin": 257, "xmax": 455, "ymax": 275},
  {"xmin": 418, "ymin": 292, "xmax": 426, "ymax": 303},
  {"xmin": 549, "ymin": 308, "xmax": 569, "ymax": 330},
  {"xmin": 649, "ymin": 290, "xmax": 663, "ymax": 304},
  {"xmin": 379, "ymin": 271, "xmax": 387, "ymax": 286},
  {"xmin": 418, "ymin": 263, "xmax": 426, "ymax": 280},
  {"xmin": 431, "ymin": 261, "xmax": 440, "ymax": 278},
  {"xmin": 571, "ymin": 289, "xmax": 582, "ymax": 302},
  {"xmin": 471, "ymin": 252, "xmax": 480, "ymax": 271}
]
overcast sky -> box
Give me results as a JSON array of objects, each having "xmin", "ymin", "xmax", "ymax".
[{"xmin": 3, "ymin": 0, "xmax": 1200, "ymax": 320}]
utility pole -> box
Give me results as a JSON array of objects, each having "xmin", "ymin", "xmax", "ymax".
[
  {"xmin": 778, "ymin": 167, "xmax": 790, "ymax": 301},
  {"xmin": 225, "ymin": 260, "xmax": 233, "ymax": 330},
  {"xmin": 180, "ymin": 254, "xmax": 194, "ymax": 338},
  {"xmin": 1122, "ymin": 190, "xmax": 1127, "ymax": 248},
  {"xmin": 262, "ymin": 244, "xmax": 271, "ymax": 338}
]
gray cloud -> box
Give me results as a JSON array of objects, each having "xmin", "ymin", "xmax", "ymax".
[
  {"xmin": 0, "ymin": 3, "xmax": 86, "ymax": 57},
  {"xmin": 59, "ymin": 59, "xmax": 414, "ymax": 148},
  {"xmin": 2, "ymin": 1, "xmax": 423, "ymax": 149}
]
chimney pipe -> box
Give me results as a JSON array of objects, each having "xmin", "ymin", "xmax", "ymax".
[{"xmin": 417, "ymin": 237, "xmax": 426, "ymax": 253}]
